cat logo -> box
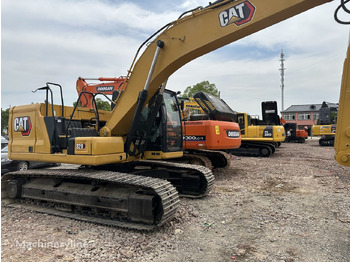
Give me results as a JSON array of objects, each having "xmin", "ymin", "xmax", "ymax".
[
  {"xmin": 218, "ymin": 0, "xmax": 255, "ymax": 27},
  {"xmin": 14, "ymin": 116, "xmax": 32, "ymax": 136}
]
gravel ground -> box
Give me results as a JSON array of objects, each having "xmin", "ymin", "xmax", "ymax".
[{"xmin": 2, "ymin": 138, "xmax": 350, "ymax": 262}]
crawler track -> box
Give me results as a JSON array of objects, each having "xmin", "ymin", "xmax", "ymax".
[
  {"xmin": 228, "ymin": 141, "xmax": 276, "ymax": 157},
  {"xmin": 190, "ymin": 149, "xmax": 231, "ymax": 169},
  {"xmin": 135, "ymin": 160, "xmax": 215, "ymax": 198},
  {"xmin": 171, "ymin": 153, "xmax": 213, "ymax": 170},
  {"xmin": 319, "ymin": 136, "xmax": 335, "ymax": 146},
  {"xmin": 83, "ymin": 160, "xmax": 215, "ymax": 197},
  {"xmin": 285, "ymin": 137, "xmax": 306, "ymax": 143},
  {"xmin": 2, "ymin": 169, "xmax": 180, "ymax": 231}
]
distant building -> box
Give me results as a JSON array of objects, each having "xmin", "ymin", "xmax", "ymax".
[{"xmin": 281, "ymin": 102, "xmax": 338, "ymax": 134}]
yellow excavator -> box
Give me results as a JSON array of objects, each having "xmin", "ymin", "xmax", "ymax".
[
  {"xmin": 312, "ymin": 102, "xmax": 337, "ymax": 146},
  {"xmin": 312, "ymin": 125, "xmax": 336, "ymax": 145},
  {"xmin": 232, "ymin": 111, "xmax": 285, "ymax": 157},
  {"xmin": 2, "ymin": 0, "xmax": 350, "ymax": 230}
]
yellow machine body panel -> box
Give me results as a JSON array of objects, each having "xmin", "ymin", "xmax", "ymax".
[
  {"xmin": 72, "ymin": 137, "xmax": 124, "ymax": 155},
  {"xmin": 238, "ymin": 113, "xmax": 285, "ymax": 142},
  {"xmin": 10, "ymin": 104, "xmax": 51, "ymax": 155},
  {"xmin": 144, "ymin": 151, "xmax": 183, "ymax": 160},
  {"xmin": 9, "ymin": 103, "xmax": 113, "ymax": 154},
  {"xmin": 9, "ymin": 103, "xmax": 128, "ymax": 165},
  {"xmin": 243, "ymin": 125, "xmax": 285, "ymax": 142},
  {"xmin": 312, "ymin": 125, "xmax": 336, "ymax": 136},
  {"xmin": 180, "ymin": 97, "xmax": 204, "ymax": 120}
]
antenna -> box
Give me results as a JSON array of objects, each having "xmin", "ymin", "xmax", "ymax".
[{"xmin": 279, "ymin": 48, "xmax": 286, "ymax": 111}]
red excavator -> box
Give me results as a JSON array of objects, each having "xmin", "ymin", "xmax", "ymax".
[{"xmin": 280, "ymin": 118, "xmax": 308, "ymax": 143}]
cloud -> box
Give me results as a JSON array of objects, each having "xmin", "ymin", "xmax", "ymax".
[
  {"xmin": 2, "ymin": 0, "xmax": 349, "ymax": 119},
  {"xmin": 2, "ymin": 0, "xmax": 180, "ymax": 33},
  {"xmin": 166, "ymin": 1, "xmax": 349, "ymax": 115},
  {"xmin": 1, "ymin": 0, "xmax": 180, "ymax": 107},
  {"xmin": 180, "ymin": 0, "xmax": 209, "ymax": 9}
]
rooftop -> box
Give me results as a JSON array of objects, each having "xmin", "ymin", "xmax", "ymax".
[{"xmin": 281, "ymin": 102, "xmax": 338, "ymax": 113}]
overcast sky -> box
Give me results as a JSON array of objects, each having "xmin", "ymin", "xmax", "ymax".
[{"xmin": 1, "ymin": 0, "xmax": 349, "ymax": 116}]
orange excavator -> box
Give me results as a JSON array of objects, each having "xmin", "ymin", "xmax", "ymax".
[
  {"xmin": 76, "ymin": 77, "xmax": 126, "ymax": 109},
  {"xmin": 281, "ymin": 120, "xmax": 309, "ymax": 143},
  {"xmin": 76, "ymin": 79, "xmax": 241, "ymax": 168},
  {"xmin": 180, "ymin": 92, "xmax": 241, "ymax": 168}
]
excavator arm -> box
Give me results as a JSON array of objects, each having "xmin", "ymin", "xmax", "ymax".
[
  {"xmin": 76, "ymin": 77, "xmax": 126, "ymax": 109},
  {"xmin": 103, "ymin": 0, "xmax": 333, "ymax": 137},
  {"xmin": 335, "ymin": 40, "xmax": 350, "ymax": 166}
]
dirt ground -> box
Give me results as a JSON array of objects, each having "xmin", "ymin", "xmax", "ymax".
[{"xmin": 1, "ymin": 138, "xmax": 350, "ymax": 262}]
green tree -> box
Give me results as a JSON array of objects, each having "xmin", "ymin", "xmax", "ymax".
[
  {"xmin": 95, "ymin": 98, "xmax": 111, "ymax": 111},
  {"xmin": 182, "ymin": 81, "xmax": 219, "ymax": 98},
  {"xmin": 1, "ymin": 108, "xmax": 10, "ymax": 135},
  {"xmin": 330, "ymin": 111, "xmax": 337, "ymax": 124},
  {"xmin": 73, "ymin": 98, "xmax": 111, "ymax": 111}
]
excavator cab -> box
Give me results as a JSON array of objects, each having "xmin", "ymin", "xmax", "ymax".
[
  {"xmin": 261, "ymin": 101, "xmax": 281, "ymax": 125},
  {"xmin": 141, "ymin": 90, "xmax": 183, "ymax": 154},
  {"xmin": 193, "ymin": 92, "xmax": 236, "ymax": 122},
  {"xmin": 237, "ymin": 113, "xmax": 247, "ymax": 135}
]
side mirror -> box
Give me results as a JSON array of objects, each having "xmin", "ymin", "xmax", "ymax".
[
  {"xmin": 180, "ymin": 100, "xmax": 184, "ymax": 111},
  {"xmin": 111, "ymin": 91, "xmax": 120, "ymax": 110}
]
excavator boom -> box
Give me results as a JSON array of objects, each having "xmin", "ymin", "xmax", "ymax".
[
  {"xmin": 102, "ymin": 0, "xmax": 333, "ymax": 137},
  {"xmin": 335, "ymin": 41, "xmax": 350, "ymax": 165}
]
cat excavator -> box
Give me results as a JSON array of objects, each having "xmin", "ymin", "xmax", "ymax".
[{"xmin": 3, "ymin": 0, "xmax": 350, "ymax": 230}]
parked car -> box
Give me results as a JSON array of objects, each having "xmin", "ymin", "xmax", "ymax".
[
  {"xmin": 1, "ymin": 145, "xmax": 60, "ymax": 175},
  {"xmin": 1, "ymin": 136, "xmax": 8, "ymax": 149}
]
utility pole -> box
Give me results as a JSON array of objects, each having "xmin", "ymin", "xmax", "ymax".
[{"xmin": 279, "ymin": 49, "xmax": 286, "ymax": 111}]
